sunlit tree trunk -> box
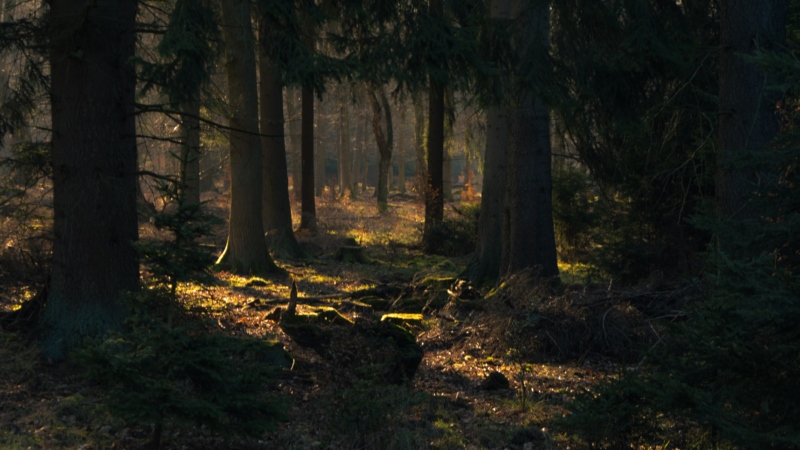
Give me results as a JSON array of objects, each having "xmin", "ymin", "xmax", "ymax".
[
  {"xmin": 368, "ymin": 85, "xmax": 394, "ymax": 211},
  {"xmin": 258, "ymin": 15, "xmax": 303, "ymax": 258},
  {"xmin": 41, "ymin": 0, "xmax": 139, "ymax": 359},
  {"xmin": 717, "ymin": 0, "xmax": 786, "ymax": 223},
  {"xmin": 215, "ymin": 0, "xmax": 278, "ymax": 273}
]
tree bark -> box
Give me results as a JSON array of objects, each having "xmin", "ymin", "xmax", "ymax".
[
  {"xmin": 717, "ymin": 0, "xmax": 786, "ymax": 222},
  {"xmin": 179, "ymin": 101, "xmax": 201, "ymax": 206},
  {"xmin": 424, "ymin": 79, "xmax": 445, "ymax": 250},
  {"xmin": 367, "ymin": 85, "xmax": 394, "ymax": 211},
  {"xmin": 258, "ymin": 16, "xmax": 304, "ymax": 258},
  {"xmin": 398, "ymin": 115, "xmax": 406, "ymax": 194},
  {"xmin": 315, "ymin": 96, "xmax": 326, "ymax": 195},
  {"xmin": 414, "ymin": 97, "xmax": 427, "ymax": 198},
  {"xmin": 500, "ymin": 0, "xmax": 558, "ymax": 280},
  {"xmin": 41, "ymin": 0, "xmax": 139, "ymax": 359},
  {"xmin": 286, "ymin": 87, "xmax": 302, "ymax": 201},
  {"xmin": 215, "ymin": 0, "xmax": 278, "ymax": 273},
  {"xmin": 354, "ymin": 101, "xmax": 366, "ymax": 194},
  {"xmin": 300, "ymin": 84, "xmax": 317, "ymax": 230},
  {"xmin": 338, "ymin": 103, "xmax": 354, "ymax": 196},
  {"xmin": 443, "ymin": 112, "xmax": 454, "ymax": 202}
]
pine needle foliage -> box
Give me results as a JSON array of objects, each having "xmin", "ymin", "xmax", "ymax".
[
  {"xmin": 562, "ymin": 49, "xmax": 800, "ymax": 450},
  {"xmin": 75, "ymin": 292, "xmax": 289, "ymax": 445}
]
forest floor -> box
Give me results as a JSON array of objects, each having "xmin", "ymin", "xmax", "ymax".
[{"xmin": 0, "ymin": 189, "xmax": 695, "ymax": 449}]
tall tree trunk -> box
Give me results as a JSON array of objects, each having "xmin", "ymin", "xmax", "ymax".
[
  {"xmin": 361, "ymin": 110, "xmax": 371, "ymax": 192},
  {"xmin": 354, "ymin": 101, "xmax": 366, "ymax": 194},
  {"xmin": 41, "ymin": 0, "xmax": 139, "ymax": 359},
  {"xmin": 215, "ymin": 0, "xmax": 278, "ymax": 273},
  {"xmin": 300, "ymin": 84, "xmax": 317, "ymax": 230},
  {"xmin": 179, "ymin": 101, "xmax": 201, "ymax": 206},
  {"xmin": 258, "ymin": 17, "xmax": 303, "ymax": 258},
  {"xmin": 414, "ymin": 97, "xmax": 427, "ymax": 198},
  {"xmin": 368, "ymin": 85, "xmax": 393, "ymax": 211},
  {"xmin": 443, "ymin": 117, "xmax": 454, "ymax": 202},
  {"xmin": 717, "ymin": 0, "xmax": 786, "ymax": 223},
  {"xmin": 424, "ymin": 79, "xmax": 445, "ymax": 251},
  {"xmin": 338, "ymin": 103, "xmax": 354, "ymax": 197},
  {"xmin": 315, "ymin": 97, "xmax": 326, "ymax": 195},
  {"xmin": 286, "ymin": 87, "xmax": 302, "ymax": 201},
  {"xmin": 500, "ymin": 0, "xmax": 558, "ymax": 280},
  {"xmin": 398, "ymin": 115, "xmax": 406, "ymax": 194}
]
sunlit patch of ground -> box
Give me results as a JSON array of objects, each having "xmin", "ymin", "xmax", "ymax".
[{"xmin": 0, "ymin": 191, "xmax": 645, "ymax": 449}]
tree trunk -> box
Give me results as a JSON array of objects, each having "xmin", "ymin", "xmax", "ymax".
[
  {"xmin": 300, "ymin": 84, "xmax": 317, "ymax": 230},
  {"xmin": 398, "ymin": 115, "xmax": 406, "ymax": 194},
  {"xmin": 41, "ymin": 0, "xmax": 139, "ymax": 359},
  {"xmin": 215, "ymin": 0, "xmax": 278, "ymax": 274},
  {"xmin": 717, "ymin": 0, "xmax": 786, "ymax": 222},
  {"xmin": 315, "ymin": 97, "xmax": 326, "ymax": 196},
  {"xmin": 443, "ymin": 115, "xmax": 454, "ymax": 202},
  {"xmin": 179, "ymin": 101, "xmax": 201, "ymax": 206},
  {"xmin": 338, "ymin": 103, "xmax": 354, "ymax": 196},
  {"xmin": 500, "ymin": 0, "xmax": 558, "ymax": 281},
  {"xmin": 414, "ymin": 97, "xmax": 427, "ymax": 198},
  {"xmin": 286, "ymin": 87, "xmax": 302, "ymax": 201},
  {"xmin": 368, "ymin": 85, "xmax": 394, "ymax": 212},
  {"xmin": 354, "ymin": 101, "xmax": 365, "ymax": 194},
  {"xmin": 258, "ymin": 17, "xmax": 304, "ymax": 258},
  {"xmin": 424, "ymin": 79, "xmax": 445, "ymax": 251}
]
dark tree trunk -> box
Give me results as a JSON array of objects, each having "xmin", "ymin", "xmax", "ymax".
[
  {"xmin": 41, "ymin": 0, "xmax": 139, "ymax": 359},
  {"xmin": 717, "ymin": 0, "xmax": 786, "ymax": 222},
  {"xmin": 443, "ymin": 113, "xmax": 454, "ymax": 202},
  {"xmin": 338, "ymin": 103, "xmax": 354, "ymax": 196},
  {"xmin": 466, "ymin": 108, "xmax": 507, "ymax": 284},
  {"xmin": 354, "ymin": 101, "xmax": 366, "ymax": 194},
  {"xmin": 258, "ymin": 18, "xmax": 303, "ymax": 258},
  {"xmin": 414, "ymin": 97, "xmax": 427, "ymax": 198},
  {"xmin": 398, "ymin": 115, "xmax": 406, "ymax": 194},
  {"xmin": 300, "ymin": 84, "xmax": 317, "ymax": 230},
  {"xmin": 216, "ymin": 0, "xmax": 278, "ymax": 273},
  {"xmin": 179, "ymin": 101, "xmax": 201, "ymax": 206},
  {"xmin": 500, "ymin": 0, "xmax": 558, "ymax": 280},
  {"xmin": 367, "ymin": 85, "xmax": 393, "ymax": 211},
  {"xmin": 314, "ymin": 97, "xmax": 326, "ymax": 195},
  {"xmin": 286, "ymin": 87, "xmax": 302, "ymax": 201},
  {"xmin": 424, "ymin": 79, "xmax": 445, "ymax": 250}
]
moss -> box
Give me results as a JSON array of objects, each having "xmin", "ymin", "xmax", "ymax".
[
  {"xmin": 380, "ymin": 313, "xmax": 424, "ymax": 326},
  {"xmin": 359, "ymin": 296, "xmax": 392, "ymax": 311}
]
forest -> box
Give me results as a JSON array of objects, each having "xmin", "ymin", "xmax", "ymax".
[{"xmin": 0, "ymin": 0, "xmax": 798, "ymax": 448}]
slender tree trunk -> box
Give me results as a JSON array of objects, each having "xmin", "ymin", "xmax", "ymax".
[
  {"xmin": 354, "ymin": 101, "xmax": 365, "ymax": 194},
  {"xmin": 215, "ymin": 0, "xmax": 278, "ymax": 273},
  {"xmin": 286, "ymin": 87, "xmax": 302, "ymax": 201},
  {"xmin": 338, "ymin": 103, "xmax": 354, "ymax": 197},
  {"xmin": 424, "ymin": 79, "xmax": 445, "ymax": 250},
  {"xmin": 368, "ymin": 85, "xmax": 394, "ymax": 211},
  {"xmin": 300, "ymin": 84, "xmax": 317, "ymax": 230},
  {"xmin": 179, "ymin": 101, "xmax": 201, "ymax": 206},
  {"xmin": 258, "ymin": 17, "xmax": 303, "ymax": 258},
  {"xmin": 315, "ymin": 97, "xmax": 326, "ymax": 195},
  {"xmin": 717, "ymin": 0, "xmax": 786, "ymax": 223},
  {"xmin": 443, "ymin": 116, "xmax": 454, "ymax": 202},
  {"xmin": 41, "ymin": 0, "xmax": 139, "ymax": 359},
  {"xmin": 361, "ymin": 110, "xmax": 371, "ymax": 192},
  {"xmin": 500, "ymin": 0, "xmax": 558, "ymax": 280},
  {"xmin": 414, "ymin": 97, "xmax": 427, "ymax": 199},
  {"xmin": 398, "ymin": 115, "xmax": 406, "ymax": 194}
]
